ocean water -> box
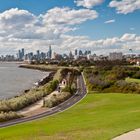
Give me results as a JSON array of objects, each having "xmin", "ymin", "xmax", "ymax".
[{"xmin": 0, "ymin": 62, "xmax": 49, "ymax": 99}]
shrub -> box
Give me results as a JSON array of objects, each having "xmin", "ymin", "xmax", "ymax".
[
  {"xmin": 44, "ymin": 92, "xmax": 71, "ymax": 108},
  {"xmin": 84, "ymin": 66, "xmax": 140, "ymax": 93},
  {"xmin": 62, "ymin": 85, "xmax": 76, "ymax": 94},
  {"xmin": 133, "ymin": 71, "xmax": 140, "ymax": 79},
  {"xmin": 0, "ymin": 111, "xmax": 22, "ymax": 122}
]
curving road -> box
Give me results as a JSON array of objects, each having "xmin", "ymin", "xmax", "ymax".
[{"xmin": 0, "ymin": 74, "xmax": 87, "ymax": 128}]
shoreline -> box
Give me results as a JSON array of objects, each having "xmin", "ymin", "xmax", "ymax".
[
  {"xmin": 0, "ymin": 64, "xmax": 54, "ymax": 101},
  {"xmin": 10, "ymin": 71, "xmax": 55, "ymax": 99},
  {"xmin": 0, "ymin": 64, "xmax": 57, "ymax": 112},
  {"xmin": 19, "ymin": 64, "xmax": 58, "ymax": 71},
  {"xmin": 0, "ymin": 64, "xmax": 59, "ymax": 123}
]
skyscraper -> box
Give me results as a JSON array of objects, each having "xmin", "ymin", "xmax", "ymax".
[
  {"xmin": 48, "ymin": 45, "xmax": 52, "ymax": 59},
  {"xmin": 79, "ymin": 50, "xmax": 83, "ymax": 56},
  {"xmin": 18, "ymin": 48, "xmax": 25, "ymax": 60},
  {"xmin": 75, "ymin": 49, "xmax": 78, "ymax": 56},
  {"xmin": 21, "ymin": 48, "xmax": 24, "ymax": 57},
  {"xmin": 36, "ymin": 50, "xmax": 40, "ymax": 59}
]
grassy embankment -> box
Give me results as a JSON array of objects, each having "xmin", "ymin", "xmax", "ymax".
[
  {"xmin": 19, "ymin": 64, "xmax": 58, "ymax": 71},
  {"xmin": 19, "ymin": 64, "xmax": 79, "ymax": 72},
  {"xmin": 1, "ymin": 93, "xmax": 140, "ymax": 140},
  {"xmin": 126, "ymin": 77, "xmax": 140, "ymax": 83}
]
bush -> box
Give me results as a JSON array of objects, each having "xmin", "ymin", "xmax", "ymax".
[
  {"xmin": 133, "ymin": 71, "xmax": 140, "ymax": 79},
  {"xmin": 84, "ymin": 66, "xmax": 140, "ymax": 93},
  {"xmin": 62, "ymin": 86, "xmax": 76, "ymax": 94},
  {"xmin": 44, "ymin": 92, "xmax": 71, "ymax": 108},
  {"xmin": 0, "ymin": 111, "xmax": 22, "ymax": 122}
]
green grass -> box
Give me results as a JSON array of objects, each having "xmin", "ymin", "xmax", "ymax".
[
  {"xmin": 53, "ymin": 68, "xmax": 62, "ymax": 81},
  {"xmin": 126, "ymin": 77, "xmax": 140, "ymax": 83},
  {"xmin": 1, "ymin": 93, "xmax": 140, "ymax": 140}
]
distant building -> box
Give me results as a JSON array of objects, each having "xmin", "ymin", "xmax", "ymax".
[
  {"xmin": 36, "ymin": 50, "xmax": 40, "ymax": 60},
  {"xmin": 137, "ymin": 61, "xmax": 140, "ymax": 66},
  {"xmin": 40, "ymin": 52, "xmax": 46, "ymax": 60},
  {"xmin": 79, "ymin": 50, "xmax": 83, "ymax": 56},
  {"xmin": 75, "ymin": 49, "xmax": 78, "ymax": 56},
  {"xmin": 47, "ymin": 45, "xmax": 52, "ymax": 59},
  {"xmin": 17, "ymin": 48, "xmax": 25, "ymax": 60},
  {"xmin": 69, "ymin": 51, "xmax": 73, "ymax": 59},
  {"xmin": 109, "ymin": 52, "xmax": 123, "ymax": 61},
  {"xmin": 53, "ymin": 52, "xmax": 63, "ymax": 60},
  {"xmin": 21, "ymin": 48, "xmax": 24, "ymax": 57}
]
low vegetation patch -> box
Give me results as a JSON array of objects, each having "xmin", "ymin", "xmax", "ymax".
[
  {"xmin": 43, "ymin": 92, "xmax": 71, "ymax": 108},
  {"xmin": 62, "ymin": 85, "xmax": 76, "ymax": 94},
  {"xmin": 126, "ymin": 77, "xmax": 140, "ymax": 84},
  {"xmin": 19, "ymin": 64, "xmax": 58, "ymax": 71},
  {"xmin": 44, "ymin": 68, "xmax": 79, "ymax": 108},
  {"xmin": 84, "ymin": 65, "xmax": 140, "ymax": 93},
  {"xmin": 0, "ymin": 111, "xmax": 22, "ymax": 122}
]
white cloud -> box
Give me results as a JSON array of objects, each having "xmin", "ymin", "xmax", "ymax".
[
  {"xmin": 109, "ymin": 0, "xmax": 140, "ymax": 14},
  {"xmin": 75, "ymin": 0, "xmax": 104, "ymax": 9},
  {"xmin": 42, "ymin": 7, "xmax": 98, "ymax": 25},
  {"xmin": 0, "ymin": 8, "xmax": 139, "ymax": 55},
  {"xmin": 0, "ymin": 7, "xmax": 99, "ymax": 54},
  {"xmin": 58, "ymin": 33, "xmax": 140, "ymax": 54},
  {"xmin": 104, "ymin": 19, "xmax": 115, "ymax": 24},
  {"xmin": 0, "ymin": 8, "xmax": 36, "ymax": 30},
  {"xmin": 121, "ymin": 33, "xmax": 136, "ymax": 41}
]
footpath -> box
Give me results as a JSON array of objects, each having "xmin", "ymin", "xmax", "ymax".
[
  {"xmin": 113, "ymin": 129, "xmax": 140, "ymax": 140},
  {"xmin": 18, "ymin": 91, "xmax": 60, "ymax": 117}
]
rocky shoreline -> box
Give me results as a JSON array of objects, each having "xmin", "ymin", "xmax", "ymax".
[{"xmin": 34, "ymin": 71, "xmax": 55, "ymax": 87}]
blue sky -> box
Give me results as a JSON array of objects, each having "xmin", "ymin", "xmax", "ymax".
[
  {"xmin": 0, "ymin": 0, "xmax": 140, "ymax": 55},
  {"xmin": 0, "ymin": 0, "xmax": 139, "ymax": 39}
]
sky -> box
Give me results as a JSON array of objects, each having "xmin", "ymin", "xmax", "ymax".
[{"xmin": 0, "ymin": 0, "xmax": 140, "ymax": 55}]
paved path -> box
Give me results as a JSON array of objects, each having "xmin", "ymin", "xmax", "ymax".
[
  {"xmin": 18, "ymin": 99, "xmax": 44, "ymax": 115},
  {"xmin": 18, "ymin": 90, "xmax": 60, "ymax": 116},
  {"xmin": 0, "ymin": 74, "xmax": 87, "ymax": 128},
  {"xmin": 113, "ymin": 129, "xmax": 140, "ymax": 140}
]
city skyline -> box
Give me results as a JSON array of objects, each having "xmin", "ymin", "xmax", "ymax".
[{"xmin": 0, "ymin": 0, "xmax": 139, "ymax": 55}]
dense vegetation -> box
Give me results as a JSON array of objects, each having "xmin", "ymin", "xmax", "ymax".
[
  {"xmin": 58, "ymin": 59, "xmax": 130, "ymax": 67},
  {"xmin": 44, "ymin": 68, "xmax": 80, "ymax": 108},
  {"xmin": 84, "ymin": 66, "xmax": 140, "ymax": 93},
  {"xmin": 0, "ymin": 112, "xmax": 22, "ymax": 123},
  {"xmin": 43, "ymin": 92, "xmax": 71, "ymax": 108}
]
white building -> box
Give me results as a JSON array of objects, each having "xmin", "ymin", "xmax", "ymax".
[{"xmin": 109, "ymin": 52, "xmax": 123, "ymax": 61}]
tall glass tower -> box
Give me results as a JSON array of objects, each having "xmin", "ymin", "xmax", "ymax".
[{"xmin": 48, "ymin": 45, "xmax": 52, "ymax": 59}]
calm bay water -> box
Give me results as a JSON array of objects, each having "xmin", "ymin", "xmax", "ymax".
[{"xmin": 0, "ymin": 62, "xmax": 49, "ymax": 99}]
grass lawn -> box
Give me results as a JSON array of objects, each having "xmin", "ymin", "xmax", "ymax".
[
  {"xmin": 0, "ymin": 93, "xmax": 140, "ymax": 140},
  {"xmin": 126, "ymin": 77, "xmax": 140, "ymax": 84}
]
